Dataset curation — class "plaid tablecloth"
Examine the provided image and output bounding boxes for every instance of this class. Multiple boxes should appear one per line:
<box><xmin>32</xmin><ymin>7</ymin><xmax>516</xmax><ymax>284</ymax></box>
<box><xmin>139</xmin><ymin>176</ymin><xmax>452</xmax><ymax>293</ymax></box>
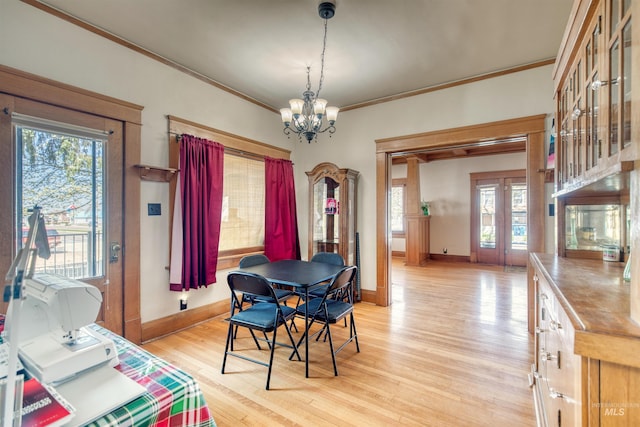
<box><xmin>88</xmin><ymin>324</ymin><xmax>216</xmax><ymax>427</ymax></box>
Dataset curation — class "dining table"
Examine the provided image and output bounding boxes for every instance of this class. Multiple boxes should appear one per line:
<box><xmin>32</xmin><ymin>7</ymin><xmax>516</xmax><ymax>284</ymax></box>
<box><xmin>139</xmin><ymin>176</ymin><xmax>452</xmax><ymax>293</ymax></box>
<box><xmin>237</xmin><ymin>259</ymin><xmax>344</xmax><ymax>377</ymax></box>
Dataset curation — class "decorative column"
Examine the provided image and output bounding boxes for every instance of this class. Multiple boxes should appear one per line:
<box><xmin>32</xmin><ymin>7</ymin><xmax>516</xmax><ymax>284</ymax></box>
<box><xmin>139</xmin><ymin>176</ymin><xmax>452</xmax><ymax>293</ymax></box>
<box><xmin>405</xmin><ymin>156</ymin><xmax>430</xmax><ymax>266</ymax></box>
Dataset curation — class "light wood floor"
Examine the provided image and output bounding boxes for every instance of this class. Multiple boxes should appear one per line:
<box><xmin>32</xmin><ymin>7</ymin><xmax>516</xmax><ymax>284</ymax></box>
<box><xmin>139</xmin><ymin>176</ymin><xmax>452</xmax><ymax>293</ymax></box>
<box><xmin>142</xmin><ymin>259</ymin><xmax>535</xmax><ymax>426</ymax></box>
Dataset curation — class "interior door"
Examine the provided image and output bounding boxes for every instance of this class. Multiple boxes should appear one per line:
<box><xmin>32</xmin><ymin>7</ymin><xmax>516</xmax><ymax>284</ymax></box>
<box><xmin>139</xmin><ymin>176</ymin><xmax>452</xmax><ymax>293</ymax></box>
<box><xmin>0</xmin><ymin>96</ymin><xmax>124</xmax><ymax>334</ymax></box>
<box><xmin>471</xmin><ymin>171</ymin><xmax>527</xmax><ymax>267</ymax></box>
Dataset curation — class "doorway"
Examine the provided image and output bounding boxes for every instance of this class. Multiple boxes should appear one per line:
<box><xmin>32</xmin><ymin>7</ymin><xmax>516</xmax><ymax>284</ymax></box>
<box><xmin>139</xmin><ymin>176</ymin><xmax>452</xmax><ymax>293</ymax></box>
<box><xmin>470</xmin><ymin>170</ymin><xmax>527</xmax><ymax>267</ymax></box>
<box><xmin>375</xmin><ymin>114</ymin><xmax>547</xmax><ymax>307</ymax></box>
<box><xmin>0</xmin><ymin>66</ymin><xmax>143</xmax><ymax>341</ymax></box>
<box><xmin>4</xmin><ymin>100</ymin><xmax>124</xmax><ymax>332</ymax></box>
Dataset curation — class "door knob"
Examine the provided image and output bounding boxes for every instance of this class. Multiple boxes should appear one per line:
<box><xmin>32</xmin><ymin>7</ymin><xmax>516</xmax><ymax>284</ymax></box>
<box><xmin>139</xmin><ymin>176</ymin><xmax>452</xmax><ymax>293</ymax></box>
<box><xmin>110</xmin><ymin>242</ymin><xmax>121</xmax><ymax>263</ymax></box>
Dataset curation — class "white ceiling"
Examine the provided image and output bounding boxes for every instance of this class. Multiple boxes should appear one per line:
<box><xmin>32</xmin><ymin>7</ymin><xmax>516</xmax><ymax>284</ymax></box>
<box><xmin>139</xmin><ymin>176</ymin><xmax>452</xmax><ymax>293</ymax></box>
<box><xmin>37</xmin><ymin>0</ymin><xmax>574</xmax><ymax>111</ymax></box>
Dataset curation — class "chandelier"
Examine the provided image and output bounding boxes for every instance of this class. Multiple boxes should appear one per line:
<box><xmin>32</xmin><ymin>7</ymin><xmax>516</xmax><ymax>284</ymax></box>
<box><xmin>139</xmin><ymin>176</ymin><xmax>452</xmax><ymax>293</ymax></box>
<box><xmin>280</xmin><ymin>1</ymin><xmax>339</xmax><ymax>143</ymax></box>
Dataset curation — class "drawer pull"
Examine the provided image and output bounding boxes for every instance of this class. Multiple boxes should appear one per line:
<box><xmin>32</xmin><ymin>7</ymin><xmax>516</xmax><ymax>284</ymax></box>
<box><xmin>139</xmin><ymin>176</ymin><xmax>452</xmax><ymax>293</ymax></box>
<box><xmin>549</xmin><ymin>388</ymin><xmax>564</xmax><ymax>399</ymax></box>
<box><xmin>549</xmin><ymin>320</ymin><xmax>562</xmax><ymax>331</ymax></box>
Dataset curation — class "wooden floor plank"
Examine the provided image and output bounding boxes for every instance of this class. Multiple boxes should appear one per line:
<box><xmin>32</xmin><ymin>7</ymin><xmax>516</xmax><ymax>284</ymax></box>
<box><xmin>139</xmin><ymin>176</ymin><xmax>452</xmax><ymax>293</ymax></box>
<box><xmin>142</xmin><ymin>259</ymin><xmax>535</xmax><ymax>426</ymax></box>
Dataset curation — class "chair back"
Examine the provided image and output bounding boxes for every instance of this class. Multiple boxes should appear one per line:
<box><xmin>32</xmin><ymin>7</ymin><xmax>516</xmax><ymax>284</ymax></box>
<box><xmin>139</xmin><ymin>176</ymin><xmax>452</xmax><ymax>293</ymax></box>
<box><xmin>239</xmin><ymin>254</ymin><xmax>270</xmax><ymax>268</ymax></box>
<box><xmin>227</xmin><ymin>272</ymin><xmax>277</xmax><ymax>302</ymax></box>
<box><xmin>311</xmin><ymin>252</ymin><xmax>345</xmax><ymax>267</ymax></box>
<box><xmin>326</xmin><ymin>266</ymin><xmax>357</xmax><ymax>300</ymax></box>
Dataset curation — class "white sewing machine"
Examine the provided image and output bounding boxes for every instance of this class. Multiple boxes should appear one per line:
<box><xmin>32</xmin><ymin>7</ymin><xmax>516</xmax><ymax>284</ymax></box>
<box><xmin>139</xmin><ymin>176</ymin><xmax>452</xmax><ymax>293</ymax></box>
<box><xmin>4</xmin><ymin>273</ymin><xmax>118</xmax><ymax>385</ymax></box>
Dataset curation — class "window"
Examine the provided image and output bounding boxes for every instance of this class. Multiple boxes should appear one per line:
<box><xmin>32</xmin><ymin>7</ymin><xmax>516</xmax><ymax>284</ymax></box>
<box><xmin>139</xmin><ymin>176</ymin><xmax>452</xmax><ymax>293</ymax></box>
<box><xmin>391</xmin><ymin>179</ymin><xmax>406</xmax><ymax>236</ymax></box>
<box><xmin>219</xmin><ymin>153</ymin><xmax>265</xmax><ymax>251</ymax></box>
<box><xmin>13</xmin><ymin>115</ymin><xmax>106</xmax><ymax>279</ymax></box>
<box><xmin>167</xmin><ymin>116</ymin><xmax>291</xmax><ymax>270</ymax></box>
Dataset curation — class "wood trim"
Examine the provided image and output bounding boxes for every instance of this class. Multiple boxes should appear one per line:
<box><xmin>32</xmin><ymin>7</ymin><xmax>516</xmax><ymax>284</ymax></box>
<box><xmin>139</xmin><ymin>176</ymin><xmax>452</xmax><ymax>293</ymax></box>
<box><xmin>376</xmin><ymin>152</ymin><xmax>391</xmax><ymax>306</ymax></box>
<box><xmin>141</xmin><ymin>299</ymin><xmax>229</xmax><ymax>343</ymax></box>
<box><xmin>376</xmin><ymin>114</ymin><xmax>547</xmax><ymax>153</ymax></box>
<box><xmin>0</xmin><ymin>65</ymin><xmax>143</xmax><ymax>124</ymax></box>
<box><xmin>527</xmin><ymin>131</ymin><xmax>546</xmax><ymax>255</ymax></box>
<box><xmin>123</xmin><ymin>121</ymin><xmax>142</xmax><ymax>344</ymax></box>
<box><xmin>342</xmin><ymin>59</ymin><xmax>556</xmax><ymax>112</ymax></box>
<box><xmin>428</xmin><ymin>254</ymin><xmax>471</xmax><ymax>263</ymax></box>
<box><xmin>19</xmin><ymin>0</ymin><xmax>277</xmax><ymax>114</ymax></box>
<box><xmin>376</xmin><ymin>115</ymin><xmax>547</xmax><ymax>308</ymax></box>
<box><xmin>168</xmin><ymin>115</ymin><xmax>290</xmax><ymax>160</ymax></box>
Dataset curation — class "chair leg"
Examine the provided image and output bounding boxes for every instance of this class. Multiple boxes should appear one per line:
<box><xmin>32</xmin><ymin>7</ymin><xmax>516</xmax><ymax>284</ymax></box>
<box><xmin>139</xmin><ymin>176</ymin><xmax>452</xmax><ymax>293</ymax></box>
<box><xmin>265</xmin><ymin>328</ymin><xmax>277</xmax><ymax>390</ymax></box>
<box><xmin>350</xmin><ymin>313</ymin><xmax>360</xmax><ymax>352</ymax></box>
<box><xmin>325</xmin><ymin>324</ymin><xmax>339</xmax><ymax>376</ymax></box>
<box><xmin>284</xmin><ymin>318</ymin><xmax>302</xmax><ymax>362</ymax></box>
<box><xmin>221</xmin><ymin>322</ymin><xmax>234</xmax><ymax>374</ymax></box>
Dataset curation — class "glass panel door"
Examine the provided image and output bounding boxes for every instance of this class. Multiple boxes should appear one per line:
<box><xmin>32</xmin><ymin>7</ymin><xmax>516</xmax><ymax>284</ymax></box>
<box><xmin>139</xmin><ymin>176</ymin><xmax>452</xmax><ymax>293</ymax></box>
<box><xmin>506</xmin><ymin>181</ymin><xmax>528</xmax><ymax>266</ymax></box>
<box><xmin>479</xmin><ymin>185</ymin><xmax>497</xmax><ymax>249</ymax></box>
<box><xmin>312</xmin><ymin>177</ymin><xmax>340</xmax><ymax>255</ymax></box>
<box><xmin>15</xmin><ymin>123</ymin><xmax>105</xmax><ymax>279</ymax></box>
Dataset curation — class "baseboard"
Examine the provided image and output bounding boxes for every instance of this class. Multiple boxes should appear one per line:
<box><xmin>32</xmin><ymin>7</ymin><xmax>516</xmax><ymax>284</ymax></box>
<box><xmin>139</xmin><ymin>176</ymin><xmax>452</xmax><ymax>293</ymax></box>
<box><xmin>391</xmin><ymin>250</ymin><xmax>405</xmax><ymax>257</ymax></box>
<box><xmin>428</xmin><ymin>253</ymin><xmax>470</xmax><ymax>263</ymax></box>
<box><xmin>141</xmin><ymin>299</ymin><xmax>229</xmax><ymax>343</ymax></box>
<box><xmin>360</xmin><ymin>289</ymin><xmax>376</xmax><ymax>304</ymax></box>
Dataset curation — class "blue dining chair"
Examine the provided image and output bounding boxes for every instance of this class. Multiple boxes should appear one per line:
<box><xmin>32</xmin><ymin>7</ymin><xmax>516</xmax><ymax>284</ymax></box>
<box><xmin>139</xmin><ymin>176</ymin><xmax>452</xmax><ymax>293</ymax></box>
<box><xmin>308</xmin><ymin>252</ymin><xmax>345</xmax><ymax>299</ymax></box>
<box><xmin>222</xmin><ymin>271</ymin><xmax>301</xmax><ymax>390</ymax></box>
<box><xmin>239</xmin><ymin>254</ymin><xmax>294</xmax><ymax>304</ymax></box>
<box><xmin>293</xmin><ymin>265</ymin><xmax>360</xmax><ymax>376</ymax></box>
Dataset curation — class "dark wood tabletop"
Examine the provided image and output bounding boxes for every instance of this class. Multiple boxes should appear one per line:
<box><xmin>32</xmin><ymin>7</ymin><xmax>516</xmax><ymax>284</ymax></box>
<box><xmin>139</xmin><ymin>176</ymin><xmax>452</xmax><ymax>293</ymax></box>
<box><xmin>237</xmin><ymin>259</ymin><xmax>342</xmax><ymax>289</ymax></box>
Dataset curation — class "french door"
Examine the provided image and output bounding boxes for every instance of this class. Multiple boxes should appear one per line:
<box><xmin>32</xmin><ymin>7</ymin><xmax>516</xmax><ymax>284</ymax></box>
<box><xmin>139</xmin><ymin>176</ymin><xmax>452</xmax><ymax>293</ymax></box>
<box><xmin>0</xmin><ymin>95</ymin><xmax>125</xmax><ymax>334</ymax></box>
<box><xmin>471</xmin><ymin>170</ymin><xmax>527</xmax><ymax>267</ymax></box>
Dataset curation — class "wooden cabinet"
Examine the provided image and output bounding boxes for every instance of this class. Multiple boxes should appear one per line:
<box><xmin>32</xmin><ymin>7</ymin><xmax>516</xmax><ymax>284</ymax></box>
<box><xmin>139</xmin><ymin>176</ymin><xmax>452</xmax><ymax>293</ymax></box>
<box><xmin>306</xmin><ymin>162</ymin><xmax>359</xmax><ymax>267</ymax></box>
<box><xmin>530</xmin><ymin>253</ymin><xmax>640</xmax><ymax>426</ymax></box>
<box><xmin>553</xmin><ymin>0</ymin><xmax>640</xmax><ymax>322</ymax></box>
<box><xmin>554</xmin><ymin>0</ymin><xmax>636</xmax><ymax>197</ymax></box>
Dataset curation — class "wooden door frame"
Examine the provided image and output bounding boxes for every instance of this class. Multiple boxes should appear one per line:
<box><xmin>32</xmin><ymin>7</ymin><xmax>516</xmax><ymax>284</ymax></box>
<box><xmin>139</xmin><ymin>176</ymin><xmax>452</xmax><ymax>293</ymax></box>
<box><xmin>469</xmin><ymin>170</ymin><xmax>527</xmax><ymax>266</ymax></box>
<box><xmin>375</xmin><ymin>114</ymin><xmax>547</xmax><ymax>306</ymax></box>
<box><xmin>0</xmin><ymin>65</ymin><xmax>144</xmax><ymax>343</ymax></box>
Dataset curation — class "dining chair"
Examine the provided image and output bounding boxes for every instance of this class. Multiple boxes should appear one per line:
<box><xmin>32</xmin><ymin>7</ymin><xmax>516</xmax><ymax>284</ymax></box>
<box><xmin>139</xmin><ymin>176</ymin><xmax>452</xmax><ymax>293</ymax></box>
<box><xmin>222</xmin><ymin>271</ymin><xmax>301</xmax><ymax>390</ymax></box>
<box><xmin>293</xmin><ymin>265</ymin><xmax>360</xmax><ymax>376</ymax></box>
<box><xmin>239</xmin><ymin>254</ymin><xmax>294</xmax><ymax>304</ymax></box>
<box><xmin>308</xmin><ymin>252</ymin><xmax>345</xmax><ymax>299</ymax></box>
<box><xmin>236</xmin><ymin>254</ymin><xmax>296</xmax><ymax>337</ymax></box>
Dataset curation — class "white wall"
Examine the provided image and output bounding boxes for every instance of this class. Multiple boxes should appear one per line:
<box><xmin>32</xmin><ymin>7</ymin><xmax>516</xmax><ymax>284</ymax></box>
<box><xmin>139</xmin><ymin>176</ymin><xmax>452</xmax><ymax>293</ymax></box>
<box><xmin>1</xmin><ymin>0</ymin><xmax>557</xmax><ymax>323</ymax></box>
<box><xmin>422</xmin><ymin>153</ymin><xmax>526</xmax><ymax>256</ymax></box>
<box><xmin>1</xmin><ymin>0</ymin><xmax>291</xmax><ymax>322</ymax></box>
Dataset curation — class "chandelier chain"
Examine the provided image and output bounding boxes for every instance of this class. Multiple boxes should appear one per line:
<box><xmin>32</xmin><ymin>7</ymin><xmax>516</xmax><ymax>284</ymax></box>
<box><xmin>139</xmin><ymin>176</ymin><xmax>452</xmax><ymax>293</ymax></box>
<box><xmin>316</xmin><ymin>18</ymin><xmax>328</xmax><ymax>99</ymax></box>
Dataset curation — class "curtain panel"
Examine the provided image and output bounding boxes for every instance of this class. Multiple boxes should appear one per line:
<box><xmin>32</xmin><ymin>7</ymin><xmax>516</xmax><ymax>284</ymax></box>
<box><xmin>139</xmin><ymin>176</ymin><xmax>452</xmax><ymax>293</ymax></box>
<box><xmin>264</xmin><ymin>157</ymin><xmax>301</xmax><ymax>261</ymax></box>
<box><xmin>169</xmin><ymin>134</ymin><xmax>224</xmax><ymax>291</ymax></box>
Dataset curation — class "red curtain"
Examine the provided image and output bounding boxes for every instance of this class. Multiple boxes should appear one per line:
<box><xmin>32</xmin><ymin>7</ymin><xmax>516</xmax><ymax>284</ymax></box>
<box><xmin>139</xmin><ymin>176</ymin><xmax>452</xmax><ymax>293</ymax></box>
<box><xmin>170</xmin><ymin>134</ymin><xmax>224</xmax><ymax>291</ymax></box>
<box><xmin>264</xmin><ymin>157</ymin><xmax>301</xmax><ymax>261</ymax></box>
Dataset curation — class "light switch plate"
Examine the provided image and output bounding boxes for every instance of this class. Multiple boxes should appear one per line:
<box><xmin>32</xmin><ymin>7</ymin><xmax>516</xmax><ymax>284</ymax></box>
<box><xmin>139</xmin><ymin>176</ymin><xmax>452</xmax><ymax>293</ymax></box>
<box><xmin>148</xmin><ymin>203</ymin><xmax>161</xmax><ymax>216</ymax></box>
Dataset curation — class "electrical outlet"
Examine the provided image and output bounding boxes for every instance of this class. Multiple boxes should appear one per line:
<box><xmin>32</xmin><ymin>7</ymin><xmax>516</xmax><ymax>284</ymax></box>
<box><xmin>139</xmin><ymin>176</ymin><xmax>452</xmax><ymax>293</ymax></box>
<box><xmin>180</xmin><ymin>299</ymin><xmax>187</xmax><ymax>310</ymax></box>
<box><xmin>443</xmin><ymin>248</ymin><xmax>448</xmax><ymax>254</ymax></box>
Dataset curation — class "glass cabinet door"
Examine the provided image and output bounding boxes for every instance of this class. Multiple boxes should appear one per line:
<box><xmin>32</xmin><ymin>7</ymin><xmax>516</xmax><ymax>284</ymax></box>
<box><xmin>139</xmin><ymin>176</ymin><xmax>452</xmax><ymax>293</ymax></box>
<box><xmin>312</xmin><ymin>177</ymin><xmax>341</xmax><ymax>255</ymax></box>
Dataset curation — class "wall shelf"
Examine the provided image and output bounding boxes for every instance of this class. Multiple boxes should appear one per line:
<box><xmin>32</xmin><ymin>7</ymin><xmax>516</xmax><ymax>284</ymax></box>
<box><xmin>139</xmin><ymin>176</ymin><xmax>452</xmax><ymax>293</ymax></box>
<box><xmin>133</xmin><ymin>164</ymin><xmax>178</xmax><ymax>182</ymax></box>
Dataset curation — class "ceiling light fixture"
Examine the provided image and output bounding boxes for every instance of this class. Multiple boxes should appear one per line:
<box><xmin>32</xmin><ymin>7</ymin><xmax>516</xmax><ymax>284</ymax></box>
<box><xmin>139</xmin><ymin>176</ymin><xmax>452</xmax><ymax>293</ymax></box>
<box><xmin>280</xmin><ymin>1</ymin><xmax>339</xmax><ymax>143</ymax></box>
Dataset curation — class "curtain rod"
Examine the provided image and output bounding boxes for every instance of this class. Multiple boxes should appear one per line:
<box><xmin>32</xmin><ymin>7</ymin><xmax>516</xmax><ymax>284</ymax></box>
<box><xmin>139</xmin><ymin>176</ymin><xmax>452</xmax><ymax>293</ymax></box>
<box><xmin>172</xmin><ymin>132</ymin><xmax>268</xmax><ymax>162</ymax></box>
